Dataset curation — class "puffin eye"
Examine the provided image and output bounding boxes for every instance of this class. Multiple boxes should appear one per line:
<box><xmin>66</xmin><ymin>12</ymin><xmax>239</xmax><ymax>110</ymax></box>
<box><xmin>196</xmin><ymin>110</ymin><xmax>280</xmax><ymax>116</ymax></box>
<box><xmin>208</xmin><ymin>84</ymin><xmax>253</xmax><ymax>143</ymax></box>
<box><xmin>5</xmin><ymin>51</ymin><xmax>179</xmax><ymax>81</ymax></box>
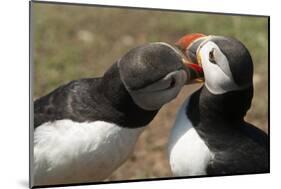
<box><xmin>209</xmin><ymin>48</ymin><xmax>216</xmax><ymax>64</ymax></box>
<box><xmin>169</xmin><ymin>77</ymin><xmax>176</xmax><ymax>88</ymax></box>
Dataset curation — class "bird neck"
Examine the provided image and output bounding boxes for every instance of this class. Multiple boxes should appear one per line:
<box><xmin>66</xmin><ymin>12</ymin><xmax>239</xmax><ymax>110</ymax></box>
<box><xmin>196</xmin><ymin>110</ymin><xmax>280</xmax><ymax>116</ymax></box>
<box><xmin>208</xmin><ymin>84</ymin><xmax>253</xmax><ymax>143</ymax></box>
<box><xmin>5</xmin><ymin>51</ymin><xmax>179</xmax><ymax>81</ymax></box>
<box><xmin>96</xmin><ymin>63</ymin><xmax>158</xmax><ymax>128</ymax></box>
<box><xmin>188</xmin><ymin>85</ymin><xmax>253</xmax><ymax>124</ymax></box>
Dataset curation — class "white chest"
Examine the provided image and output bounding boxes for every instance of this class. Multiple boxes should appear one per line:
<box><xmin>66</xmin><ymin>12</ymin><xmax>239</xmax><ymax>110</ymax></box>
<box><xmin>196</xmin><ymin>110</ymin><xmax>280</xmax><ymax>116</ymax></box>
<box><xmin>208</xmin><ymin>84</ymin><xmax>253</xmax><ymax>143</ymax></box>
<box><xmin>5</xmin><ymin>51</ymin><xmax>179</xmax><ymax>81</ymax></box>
<box><xmin>168</xmin><ymin>97</ymin><xmax>213</xmax><ymax>176</ymax></box>
<box><xmin>33</xmin><ymin>120</ymin><xmax>144</xmax><ymax>185</ymax></box>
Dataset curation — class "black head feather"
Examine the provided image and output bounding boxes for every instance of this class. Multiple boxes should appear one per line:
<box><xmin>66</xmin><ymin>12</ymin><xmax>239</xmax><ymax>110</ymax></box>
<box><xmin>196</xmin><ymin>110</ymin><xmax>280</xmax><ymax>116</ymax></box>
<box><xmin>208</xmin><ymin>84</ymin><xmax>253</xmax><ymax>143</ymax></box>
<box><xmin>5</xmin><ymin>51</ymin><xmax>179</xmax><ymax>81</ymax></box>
<box><xmin>118</xmin><ymin>43</ymin><xmax>183</xmax><ymax>90</ymax></box>
<box><xmin>212</xmin><ymin>37</ymin><xmax>253</xmax><ymax>87</ymax></box>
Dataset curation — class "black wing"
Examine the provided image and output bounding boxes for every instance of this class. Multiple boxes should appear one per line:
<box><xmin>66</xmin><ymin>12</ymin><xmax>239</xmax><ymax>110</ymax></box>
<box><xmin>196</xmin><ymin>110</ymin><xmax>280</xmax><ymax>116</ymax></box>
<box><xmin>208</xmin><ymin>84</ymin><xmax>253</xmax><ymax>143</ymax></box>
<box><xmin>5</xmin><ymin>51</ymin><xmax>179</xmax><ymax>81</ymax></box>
<box><xmin>206</xmin><ymin>122</ymin><xmax>269</xmax><ymax>175</ymax></box>
<box><xmin>34</xmin><ymin>78</ymin><xmax>101</xmax><ymax>128</ymax></box>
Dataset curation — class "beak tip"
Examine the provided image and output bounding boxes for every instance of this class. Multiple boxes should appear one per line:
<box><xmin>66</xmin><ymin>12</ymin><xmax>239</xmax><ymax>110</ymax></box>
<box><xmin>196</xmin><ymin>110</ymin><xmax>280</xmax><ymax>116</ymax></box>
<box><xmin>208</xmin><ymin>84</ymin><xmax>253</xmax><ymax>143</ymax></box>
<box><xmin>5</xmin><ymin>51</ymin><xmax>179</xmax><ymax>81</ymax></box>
<box><xmin>182</xmin><ymin>61</ymin><xmax>204</xmax><ymax>84</ymax></box>
<box><xmin>177</xmin><ymin>33</ymin><xmax>206</xmax><ymax>84</ymax></box>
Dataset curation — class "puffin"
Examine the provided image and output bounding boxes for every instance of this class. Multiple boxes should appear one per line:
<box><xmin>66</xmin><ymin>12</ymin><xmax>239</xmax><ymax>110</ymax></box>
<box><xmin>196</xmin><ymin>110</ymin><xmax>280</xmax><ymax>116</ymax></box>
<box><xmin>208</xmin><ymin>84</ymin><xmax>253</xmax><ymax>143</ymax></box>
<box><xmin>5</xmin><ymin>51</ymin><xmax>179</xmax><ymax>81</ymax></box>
<box><xmin>168</xmin><ymin>34</ymin><xmax>269</xmax><ymax>177</ymax></box>
<box><xmin>32</xmin><ymin>42</ymin><xmax>203</xmax><ymax>186</ymax></box>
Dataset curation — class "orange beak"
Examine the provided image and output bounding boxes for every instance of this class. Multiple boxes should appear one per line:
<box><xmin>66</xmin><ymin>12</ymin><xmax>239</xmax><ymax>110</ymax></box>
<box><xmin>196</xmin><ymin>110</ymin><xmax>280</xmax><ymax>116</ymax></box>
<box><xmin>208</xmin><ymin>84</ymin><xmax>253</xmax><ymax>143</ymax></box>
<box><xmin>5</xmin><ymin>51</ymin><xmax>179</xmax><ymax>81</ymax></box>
<box><xmin>176</xmin><ymin>33</ymin><xmax>206</xmax><ymax>51</ymax></box>
<box><xmin>176</xmin><ymin>33</ymin><xmax>207</xmax><ymax>83</ymax></box>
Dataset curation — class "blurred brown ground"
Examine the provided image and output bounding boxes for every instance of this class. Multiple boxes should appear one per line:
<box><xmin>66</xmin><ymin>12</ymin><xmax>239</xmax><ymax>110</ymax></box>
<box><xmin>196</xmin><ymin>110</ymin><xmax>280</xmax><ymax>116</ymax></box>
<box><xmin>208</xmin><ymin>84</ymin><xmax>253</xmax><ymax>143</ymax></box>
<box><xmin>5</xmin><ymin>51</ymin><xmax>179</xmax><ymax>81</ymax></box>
<box><xmin>33</xmin><ymin>2</ymin><xmax>268</xmax><ymax>181</ymax></box>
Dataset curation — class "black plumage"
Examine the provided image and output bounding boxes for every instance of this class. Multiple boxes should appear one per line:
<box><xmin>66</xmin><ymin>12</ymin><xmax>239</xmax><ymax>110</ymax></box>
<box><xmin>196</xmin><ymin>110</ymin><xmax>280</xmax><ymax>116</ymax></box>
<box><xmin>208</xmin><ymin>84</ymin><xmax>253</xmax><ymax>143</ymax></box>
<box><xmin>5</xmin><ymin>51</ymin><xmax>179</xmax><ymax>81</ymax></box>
<box><xmin>34</xmin><ymin>43</ymin><xmax>185</xmax><ymax>129</ymax></box>
<box><xmin>212</xmin><ymin>37</ymin><xmax>254</xmax><ymax>87</ymax></box>
<box><xmin>186</xmin><ymin>86</ymin><xmax>269</xmax><ymax>175</ymax></box>
<box><xmin>34</xmin><ymin>63</ymin><xmax>159</xmax><ymax>129</ymax></box>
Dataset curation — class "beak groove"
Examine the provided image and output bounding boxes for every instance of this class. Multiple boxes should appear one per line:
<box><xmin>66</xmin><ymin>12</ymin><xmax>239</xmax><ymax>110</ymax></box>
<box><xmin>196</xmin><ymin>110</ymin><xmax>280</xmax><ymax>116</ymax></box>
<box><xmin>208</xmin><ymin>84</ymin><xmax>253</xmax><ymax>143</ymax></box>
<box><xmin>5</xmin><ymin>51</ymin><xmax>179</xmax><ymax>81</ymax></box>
<box><xmin>177</xmin><ymin>33</ymin><xmax>207</xmax><ymax>84</ymax></box>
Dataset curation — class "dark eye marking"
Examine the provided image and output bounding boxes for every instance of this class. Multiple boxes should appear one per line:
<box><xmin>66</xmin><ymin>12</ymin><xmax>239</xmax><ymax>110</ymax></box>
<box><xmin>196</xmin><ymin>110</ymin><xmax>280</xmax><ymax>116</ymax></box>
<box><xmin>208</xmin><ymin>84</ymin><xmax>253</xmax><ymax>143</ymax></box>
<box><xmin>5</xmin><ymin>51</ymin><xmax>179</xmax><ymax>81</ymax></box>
<box><xmin>169</xmin><ymin>77</ymin><xmax>176</xmax><ymax>88</ymax></box>
<box><xmin>209</xmin><ymin>48</ymin><xmax>216</xmax><ymax>64</ymax></box>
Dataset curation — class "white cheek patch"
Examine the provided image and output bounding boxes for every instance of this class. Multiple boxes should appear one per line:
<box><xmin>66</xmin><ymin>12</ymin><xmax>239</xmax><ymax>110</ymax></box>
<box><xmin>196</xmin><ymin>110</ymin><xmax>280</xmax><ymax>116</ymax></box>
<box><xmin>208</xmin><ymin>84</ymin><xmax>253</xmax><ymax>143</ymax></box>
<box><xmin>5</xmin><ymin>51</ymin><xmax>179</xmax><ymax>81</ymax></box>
<box><xmin>128</xmin><ymin>70</ymin><xmax>187</xmax><ymax>110</ymax></box>
<box><xmin>135</xmin><ymin>70</ymin><xmax>187</xmax><ymax>93</ymax></box>
<box><xmin>199</xmin><ymin>42</ymin><xmax>241</xmax><ymax>95</ymax></box>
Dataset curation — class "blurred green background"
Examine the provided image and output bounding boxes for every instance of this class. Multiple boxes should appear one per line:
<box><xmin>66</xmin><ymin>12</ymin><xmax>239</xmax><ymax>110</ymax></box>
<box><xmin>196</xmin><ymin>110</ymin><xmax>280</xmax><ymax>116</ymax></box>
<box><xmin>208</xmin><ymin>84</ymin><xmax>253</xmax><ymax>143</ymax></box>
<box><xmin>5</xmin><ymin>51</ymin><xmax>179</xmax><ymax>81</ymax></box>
<box><xmin>32</xmin><ymin>2</ymin><xmax>268</xmax><ymax>181</ymax></box>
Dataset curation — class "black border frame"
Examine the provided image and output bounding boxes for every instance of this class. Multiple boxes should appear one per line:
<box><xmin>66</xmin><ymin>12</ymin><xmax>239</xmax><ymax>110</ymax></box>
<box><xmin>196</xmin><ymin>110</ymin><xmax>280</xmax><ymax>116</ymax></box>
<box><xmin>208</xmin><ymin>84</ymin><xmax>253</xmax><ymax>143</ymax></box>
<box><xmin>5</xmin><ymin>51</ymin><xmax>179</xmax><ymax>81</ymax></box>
<box><xmin>29</xmin><ymin>1</ymin><xmax>270</xmax><ymax>188</ymax></box>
